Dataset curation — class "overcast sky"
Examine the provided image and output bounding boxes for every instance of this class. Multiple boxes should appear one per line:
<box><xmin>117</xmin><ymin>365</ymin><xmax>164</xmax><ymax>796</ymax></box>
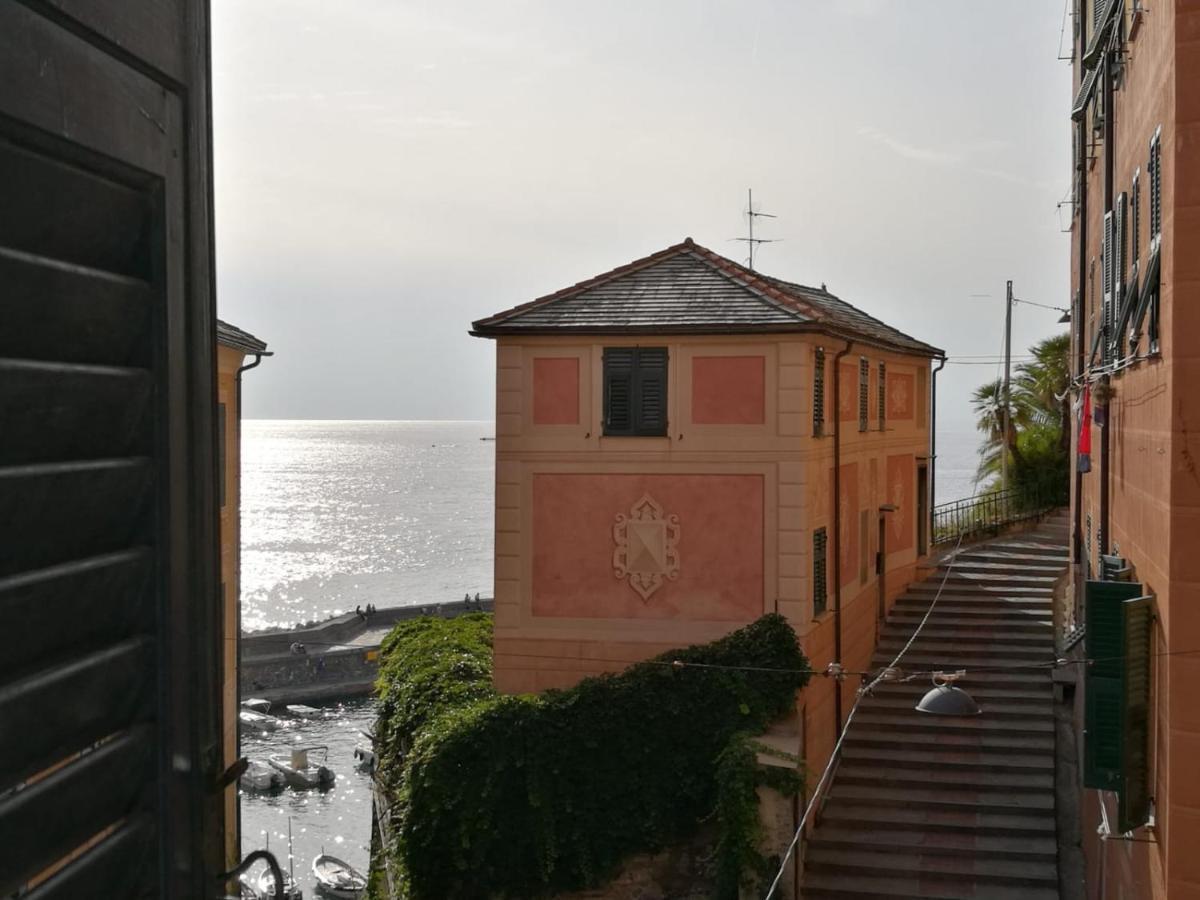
<box><xmin>212</xmin><ymin>0</ymin><xmax>1073</xmax><ymax>431</ymax></box>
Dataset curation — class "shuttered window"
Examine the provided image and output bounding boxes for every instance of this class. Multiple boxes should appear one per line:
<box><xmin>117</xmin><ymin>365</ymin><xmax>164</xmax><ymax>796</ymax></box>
<box><xmin>1083</xmin><ymin>581</ymin><xmax>1153</xmax><ymax>833</ymax></box>
<box><xmin>813</xmin><ymin>528</ymin><xmax>828</xmax><ymax>616</ymax></box>
<box><xmin>1131</xmin><ymin>169</ymin><xmax>1141</xmax><ymax>267</ymax></box>
<box><xmin>877</xmin><ymin>362</ymin><xmax>887</xmax><ymax>430</ymax></box>
<box><xmin>603</xmin><ymin>347</ymin><xmax>668</xmax><ymax>436</ymax></box>
<box><xmin>813</xmin><ymin>348</ymin><xmax>826</xmax><ymax>437</ymax></box>
<box><xmin>1149</xmin><ymin>128</ymin><xmax>1162</xmax><ymax>245</ymax></box>
<box><xmin>1113</xmin><ymin>193</ymin><xmax>1126</xmax><ymax>359</ymax></box>
<box><xmin>858</xmin><ymin>357</ymin><xmax>869</xmax><ymax>432</ymax></box>
<box><xmin>1102</xmin><ymin>211</ymin><xmax>1114</xmax><ymax>364</ymax></box>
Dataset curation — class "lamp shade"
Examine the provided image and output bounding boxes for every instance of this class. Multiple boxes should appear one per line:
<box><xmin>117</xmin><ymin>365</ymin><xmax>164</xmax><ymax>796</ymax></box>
<box><xmin>915</xmin><ymin>683</ymin><xmax>981</xmax><ymax>716</ymax></box>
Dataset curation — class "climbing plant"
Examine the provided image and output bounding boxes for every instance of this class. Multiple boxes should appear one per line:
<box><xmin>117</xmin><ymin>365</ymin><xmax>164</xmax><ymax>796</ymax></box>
<box><xmin>371</xmin><ymin>613</ymin><xmax>810</xmax><ymax>899</ymax></box>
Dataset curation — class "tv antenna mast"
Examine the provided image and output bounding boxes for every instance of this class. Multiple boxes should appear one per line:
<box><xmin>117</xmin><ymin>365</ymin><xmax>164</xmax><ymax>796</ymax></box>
<box><xmin>735</xmin><ymin>188</ymin><xmax>778</xmax><ymax>270</ymax></box>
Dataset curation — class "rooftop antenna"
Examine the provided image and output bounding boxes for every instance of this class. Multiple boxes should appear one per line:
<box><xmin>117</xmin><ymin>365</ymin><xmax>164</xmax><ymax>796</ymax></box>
<box><xmin>734</xmin><ymin>188</ymin><xmax>777</xmax><ymax>271</ymax></box>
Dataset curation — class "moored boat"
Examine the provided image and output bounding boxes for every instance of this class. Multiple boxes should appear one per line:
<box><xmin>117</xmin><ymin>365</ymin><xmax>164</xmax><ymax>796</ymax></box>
<box><xmin>257</xmin><ymin>867</ymin><xmax>303</xmax><ymax>900</ymax></box>
<box><xmin>239</xmin><ymin>709</ymin><xmax>282</xmax><ymax>733</ymax></box>
<box><xmin>241</xmin><ymin>697</ymin><xmax>272</xmax><ymax>714</ymax></box>
<box><xmin>285</xmin><ymin>703</ymin><xmax>321</xmax><ymax>718</ymax></box>
<box><xmin>266</xmin><ymin>745</ymin><xmax>334</xmax><ymax>790</ymax></box>
<box><xmin>239</xmin><ymin>759</ymin><xmax>284</xmax><ymax>792</ymax></box>
<box><xmin>312</xmin><ymin>853</ymin><xmax>367</xmax><ymax>898</ymax></box>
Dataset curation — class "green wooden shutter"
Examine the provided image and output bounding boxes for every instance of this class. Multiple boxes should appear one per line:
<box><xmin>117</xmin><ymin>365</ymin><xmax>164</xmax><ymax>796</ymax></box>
<box><xmin>813</xmin><ymin>349</ymin><xmax>826</xmax><ymax>436</ymax></box>
<box><xmin>603</xmin><ymin>348</ymin><xmax>635</xmax><ymax>435</ymax></box>
<box><xmin>1083</xmin><ymin>581</ymin><xmax>1154</xmax><ymax>832</ymax></box>
<box><xmin>1119</xmin><ymin>594</ymin><xmax>1153</xmax><ymax>832</ymax></box>
<box><xmin>633</xmin><ymin>347</ymin><xmax>668</xmax><ymax>436</ymax></box>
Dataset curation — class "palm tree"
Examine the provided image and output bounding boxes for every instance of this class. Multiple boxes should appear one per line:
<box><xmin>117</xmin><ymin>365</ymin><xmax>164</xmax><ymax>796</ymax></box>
<box><xmin>972</xmin><ymin>333</ymin><xmax>1071</xmax><ymax>489</ymax></box>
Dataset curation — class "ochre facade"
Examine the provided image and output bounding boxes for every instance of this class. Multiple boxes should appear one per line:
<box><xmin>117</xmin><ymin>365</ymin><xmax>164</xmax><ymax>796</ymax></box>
<box><xmin>1070</xmin><ymin>2</ymin><xmax>1200</xmax><ymax>896</ymax></box>
<box><xmin>489</xmin><ymin>333</ymin><xmax>934</xmax><ymax>780</ymax></box>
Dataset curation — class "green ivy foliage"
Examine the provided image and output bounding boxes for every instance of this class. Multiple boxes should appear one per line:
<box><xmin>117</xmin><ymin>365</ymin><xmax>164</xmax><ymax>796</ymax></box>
<box><xmin>372</xmin><ymin>613</ymin><xmax>809</xmax><ymax>899</ymax></box>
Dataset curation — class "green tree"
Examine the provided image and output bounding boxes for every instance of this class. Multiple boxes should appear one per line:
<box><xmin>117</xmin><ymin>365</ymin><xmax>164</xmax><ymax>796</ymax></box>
<box><xmin>972</xmin><ymin>333</ymin><xmax>1070</xmax><ymax>501</ymax></box>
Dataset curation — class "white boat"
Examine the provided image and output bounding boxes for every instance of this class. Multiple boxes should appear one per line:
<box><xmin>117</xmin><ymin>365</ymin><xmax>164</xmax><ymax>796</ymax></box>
<box><xmin>237</xmin><ymin>873</ymin><xmax>261</xmax><ymax>899</ymax></box>
<box><xmin>239</xmin><ymin>759</ymin><xmax>284</xmax><ymax>792</ymax></box>
<box><xmin>257</xmin><ymin>867</ymin><xmax>303</xmax><ymax>899</ymax></box>
<box><xmin>267</xmin><ymin>746</ymin><xmax>334</xmax><ymax>790</ymax></box>
<box><xmin>239</xmin><ymin>709</ymin><xmax>282</xmax><ymax>733</ymax></box>
<box><xmin>242</xmin><ymin>697</ymin><xmax>272</xmax><ymax>714</ymax></box>
<box><xmin>285</xmin><ymin>704</ymin><xmax>321</xmax><ymax>718</ymax></box>
<box><xmin>312</xmin><ymin>853</ymin><xmax>367</xmax><ymax>898</ymax></box>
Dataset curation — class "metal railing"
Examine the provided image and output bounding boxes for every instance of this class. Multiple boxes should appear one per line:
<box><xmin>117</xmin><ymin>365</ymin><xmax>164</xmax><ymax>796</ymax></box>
<box><xmin>932</xmin><ymin>485</ymin><xmax>1061</xmax><ymax>546</ymax></box>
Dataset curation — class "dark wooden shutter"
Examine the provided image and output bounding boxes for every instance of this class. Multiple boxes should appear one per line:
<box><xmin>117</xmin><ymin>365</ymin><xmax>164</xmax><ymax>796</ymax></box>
<box><xmin>1113</xmin><ymin>194</ymin><xmax>1126</xmax><ymax>359</ymax></box>
<box><xmin>877</xmin><ymin>362</ymin><xmax>887</xmax><ymax>430</ymax></box>
<box><xmin>603</xmin><ymin>348</ymin><xmax>635</xmax><ymax>435</ymax></box>
<box><xmin>1119</xmin><ymin>594</ymin><xmax>1153</xmax><ymax>832</ymax></box>
<box><xmin>813</xmin><ymin>348</ymin><xmax>826</xmax><ymax>437</ymax></box>
<box><xmin>635</xmin><ymin>347</ymin><xmax>668</xmax><ymax>436</ymax></box>
<box><xmin>0</xmin><ymin>4</ymin><xmax>225</xmax><ymax>897</ymax></box>
<box><xmin>1102</xmin><ymin>211</ymin><xmax>1114</xmax><ymax>363</ymax></box>
<box><xmin>1149</xmin><ymin>130</ymin><xmax>1162</xmax><ymax>243</ymax></box>
<box><xmin>858</xmin><ymin>357</ymin><xmax>869</xmax><ymax>432</ymax></box>
<box><xmin>1084</xmin><ymin>580</ymin><xmax>1147</xmax><ymax>792</ymax></box>
<box><xmin>1132</xmin><ymin>170</ymin><xmax>1141</xmax><ymax>267</ymax></box>
<box><xmin>813</xmin><ymin>528</ymin><xmax>828</xmax><ymax>616</ymax></box>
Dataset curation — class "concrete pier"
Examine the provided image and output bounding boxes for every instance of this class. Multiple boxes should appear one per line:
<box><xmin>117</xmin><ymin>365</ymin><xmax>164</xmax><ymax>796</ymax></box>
<box><xmin>240</xmin><ymin>597</ymin><xmax>493</xmax><ymax>704</ymax></box>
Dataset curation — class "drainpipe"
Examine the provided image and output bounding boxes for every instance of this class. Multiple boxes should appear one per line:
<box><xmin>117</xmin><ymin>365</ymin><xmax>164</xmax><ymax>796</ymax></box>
<box><xmin>832</xmin><ymin>339</ymin><xmax>854</xmax><ymax>735</ymax></box>
<box><xmin>233</xmin><ymin>351</ymin><xmax>265</xmax><ymax>850</ymax></box>
<box><xmin>1074</xmin><ymin>112</ymin><xmax>1088</xmax><ymax>565</ymax></box>
<box><xmin>1099</xmin><ymin>50</ymin><xmax>1114</xmax><ymax>556</ymax></box>
<box><xmin>930</xmin><ymin>356</ymin><xmax>947</xmax><ymax>515</ymax></box>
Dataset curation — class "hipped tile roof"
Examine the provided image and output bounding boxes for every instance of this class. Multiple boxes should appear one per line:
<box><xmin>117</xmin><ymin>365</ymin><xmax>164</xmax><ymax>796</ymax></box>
<box><xmin>471</xmin><ymin>239</ymin><xmax>942</xmax><ymax>357</ymax></box>
<box><xmin>216</xmin><ymin>319</ymin><xmax>269</xmax><ymax>355</ymax></box>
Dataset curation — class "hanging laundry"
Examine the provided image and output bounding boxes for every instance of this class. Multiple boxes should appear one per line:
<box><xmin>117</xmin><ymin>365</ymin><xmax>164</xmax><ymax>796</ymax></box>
<box><xmin>1078</xmin><ymin>385</ymin><xmax>1092</xmax><ymax>474</ymax></box>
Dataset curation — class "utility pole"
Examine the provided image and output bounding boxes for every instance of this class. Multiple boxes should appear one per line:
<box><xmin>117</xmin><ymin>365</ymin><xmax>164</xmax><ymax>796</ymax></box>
<box><xmin>1001</xmin><ymin>280</ymin><xmax>1013</xmax><ymax>495</ymax></box>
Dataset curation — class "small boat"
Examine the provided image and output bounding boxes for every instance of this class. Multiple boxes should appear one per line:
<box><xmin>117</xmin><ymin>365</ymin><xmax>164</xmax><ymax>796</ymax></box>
<box><xmin>257</xmin><ymin>867</ymin><xmax>303</xmax><ymax>900</ymax></box>
<box><xmin>239</xmin><ymin>759</ymin><xmax>285</xmax><ymax>792</ymax></box>
<box><xmin>242</xmin><ymin>697</ymin><xmax>272</xmax><ymax>714</ymax></box>
<box><xmin>239</xmin><ymin>709</ymin><xmax>282</xmax><ymax>733</ymax></box>
<box><xmin>237</xmin><ymin>873</ymin><xmax>261</xmax><ymax>899</ymax></box>
<box><xmin>267</xmin><ymin>745</ymin><xmax>334</xmax><ymax>790</ymax></box>
<box><xmin>285</xmin><ymin>704</ymin><xmax>321</xmax><ymax>718</ymax></box>
<box><xmin>312</xmin><ymin>853</ymin><xmax>367</xmax><ymax>898</ymax></box>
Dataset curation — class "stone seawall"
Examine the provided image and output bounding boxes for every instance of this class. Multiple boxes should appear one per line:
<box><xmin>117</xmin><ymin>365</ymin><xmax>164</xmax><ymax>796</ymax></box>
<box><xmin>240</xmin><ymin>598</ymin><xmax>493</xmax><ymax>704</ymax></box>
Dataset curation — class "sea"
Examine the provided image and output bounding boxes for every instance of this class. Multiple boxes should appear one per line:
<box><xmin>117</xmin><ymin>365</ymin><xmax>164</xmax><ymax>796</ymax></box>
<box><xmin>237</xmin><ymin>419</ymin><xmax>981</xmax><ymax>889</ymax></box>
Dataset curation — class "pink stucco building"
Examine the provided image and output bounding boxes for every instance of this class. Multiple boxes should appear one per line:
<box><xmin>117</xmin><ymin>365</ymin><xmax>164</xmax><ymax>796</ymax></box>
<box><xmin>472</xmin><ymin>238</ymin><xmax>943</xmax><ymax>768</ymax></box>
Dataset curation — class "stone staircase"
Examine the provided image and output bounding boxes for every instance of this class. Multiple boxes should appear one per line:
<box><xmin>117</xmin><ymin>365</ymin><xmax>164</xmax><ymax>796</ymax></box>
<box><xmin>801</xmin><ymin>512</ymin><xmax>1069</xmax><ymax>900</ymax></box>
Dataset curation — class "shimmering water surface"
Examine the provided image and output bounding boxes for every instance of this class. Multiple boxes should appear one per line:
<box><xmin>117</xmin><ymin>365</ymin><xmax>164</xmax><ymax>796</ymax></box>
<box><xmin>238</xmin><ymin>699</ymin><xmax>377</xmax><ymax>892</ymax></box>
<box><xmin>241</xmin><ymin>420</ymin><xmax>495</xmax><ymax>632</ymax></box>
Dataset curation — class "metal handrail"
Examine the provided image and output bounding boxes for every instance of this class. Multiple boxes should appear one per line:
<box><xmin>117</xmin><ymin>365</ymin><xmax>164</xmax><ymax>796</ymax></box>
<box><xmin>932</xmin><ymin>485</ymin><xmax>1060</xmax><ymax>545</ymax></box>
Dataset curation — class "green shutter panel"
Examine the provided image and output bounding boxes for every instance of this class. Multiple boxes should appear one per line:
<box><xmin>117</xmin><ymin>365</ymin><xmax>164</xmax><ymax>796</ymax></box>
<box><xmin>603</xmin><ymin>348</ymin><xmax>635</xmax><ymax>435</ymax></box>
<box><xmin>634</xmin><ymin>347</ymin><xmax>668</xmax><ymax>435</ymax></box>
<box><xmin>1118</xmin><ymin>595</ymin><xmax>1153</xmax><ymax>833</ymax></box>
<box><xmin>1083</xmin><ymin>580</ymin><xmax>1142</xmax><ymax>788</ymax></box>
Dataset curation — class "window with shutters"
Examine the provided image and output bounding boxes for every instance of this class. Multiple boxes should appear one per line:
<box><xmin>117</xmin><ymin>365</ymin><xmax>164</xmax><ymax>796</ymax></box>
<box><xmin>1131</xmin><ymin>169</ymin><xmax>1141</xmax><ymax>268</ymax></box>
<box><xmin>858</xmin><ymin>357</ymin><xmax>869</xmax><ymax>432</ymax></box>
<box><xmin>813</xmin><ymin>527</ymin><xmax>828</xmax><ymax>616</ymax></box>
<box><xmin>1102</xmin><ymin>211</ymin><xmax>1114</xmax><ymax>364</ymax></box>
<box><xmin>1086</xmin><ymin>511</ymin><xmax>1093</xmax><ymax>579</ymax></box>
<box><xmin>1113</xmin><ymin>193</ymin><xmax>1126</xmax><ymax>360</ymax></box>
<box><xmin>603</xmin><ymin>347</ymin><xmax>668</xmax><ymax>436</ymax></box>
<box><xmin>1149</xmin><ymin>127</ymin><xmax>1162</xmax><ymax>247</ymax></box>
<box><xmin>813</xmin><ymin>348</ymin><xmax>826</xmax><ymax>437</ymax></box>
<box><xmin>877</xmin><ymin>362</ymin><xmax>887</xmax><ymax>430</ymax></box>
<box><xmin>1083</xmin><ymin>581</ymin><xmax>1153</xmax><ymax>833</ymax></box>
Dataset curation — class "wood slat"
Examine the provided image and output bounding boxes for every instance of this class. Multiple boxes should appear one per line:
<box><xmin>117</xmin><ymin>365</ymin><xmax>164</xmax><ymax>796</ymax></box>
<box><xmin>0</xmin><ymin>246</ymin><xmax>152</xmax><ymax>366</ymax></box>
<box><xmin>0</xmin><ymin>727</ymin><xmax>154</xmax><ymax>895</ymax></box>
<box><xmin>0</xmin><ymin>358</ymin><xmax>152</xmax><ymax>466</ymax></box>
<box><xmin>0</xmin><ymin>550</ymin><xmax>153</xmax><ymax>679</ymax></box>
<box><xmin>40</xmin><ymin>0</ymin><xmax>185</xmax><ymax>84</ymax></box>
<box><xmin>0</xmin><ymin>459</ymin><xmax>153</xmax><ymax>576</ymax></box>
<box><xmin>24</xmin><ymin>814</ymin><xmax>156</xmax><ymax>900</ymax></box>
<box><xmin>0</xmin><ymin>139</ymin><xmax>152</xmax><ymax>278</ymax></box>
<box><xmin>0</xmin><ymin>637</ymin><xmax>154</xmax><ymax>786</ymax></box>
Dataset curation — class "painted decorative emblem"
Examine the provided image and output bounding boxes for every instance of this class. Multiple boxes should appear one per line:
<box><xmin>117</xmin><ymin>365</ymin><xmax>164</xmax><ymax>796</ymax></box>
<box><xmin>613</xmin><ymin>493</ymin><xmax>681</xmax><ymax>601</ymax></box>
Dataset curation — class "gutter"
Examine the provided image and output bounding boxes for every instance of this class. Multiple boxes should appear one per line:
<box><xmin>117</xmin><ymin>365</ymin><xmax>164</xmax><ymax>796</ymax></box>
<box><xmin>832</xmin><ymin>339</ymin><xmax>854</xmax><ymax>735</ymax></box>
<box><xmin>930</xmin><ymin>356</ymin><xmax>947</xmax><ymax>522</ymax></box>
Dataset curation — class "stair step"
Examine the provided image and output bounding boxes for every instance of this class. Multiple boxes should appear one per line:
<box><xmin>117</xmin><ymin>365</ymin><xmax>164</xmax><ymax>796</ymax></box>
<box><xmin>817</xmin><ymin>801</ymin><xmax>1057</xmax><ymax>837</ymax></box>
<box><xmin>871</xmin><ymin>682</ymin><xmax>1053</xmax><ymax>702</ymax></box>
<box><xmin>853</xmin><ymin>712</ymin><xmax>1053</xmax><ymax>736</ymax></box>
<box><xmin>886</xmin><ymin>616</ymin><xmax>1052</xmax><ymax>632</ymax></box>
<box><xmin>835</xmin><ymin>764</ymin><xmax>1054</xmax><ymax>792</ymax></box>
<box><xmin>906</xmin><ymin>582</ymin><xmax>1054</xmax><ymax>595</ymax></box>
<box><xmin>977</xmin><ymin>542</ymin><xmax>1068</xmax><ymax>558</ymax></box>
<box><xmin>800</xmin><ymin>871</ymin><xmax>1058</xmax><ymax>900</ymax></box>
<box><xmin>951</xmin><ymin>554</ymin><xmax>1066</xmax><ymax>570</ymax></box>
<box><xmin>867</xmin><ymin>651</ymin><xmax>1056</xmax><ymax>673</ymax></box>
<box><xmin>861</xmin><ymin>695</ymin><xmax>1052</xmax><ymax>720</ymax></box>
<box><xmin>883</xmin><ymin>628</ymin><xmax>1053</xmax><ymax>646</ymax></box>
<box><xmin>877</xmin><ymin>638</ymin><xmax>1052</xmax><ymax>659</ymax></box>
<box><xmin>840</xmin><ymin>745</ymin><xmax>1054</xmax><ymax>774</ymax></box>
<box><xmin>844</xmin><ymin>729</ymin><xmax>1054</xmax><ymax>754</ymax></box>
<box><xmin>828</xmin><ymin>783</ymin><xmax>1055</xmax><ymax>815</ymax></box>
<box><xmin>934</xmin><ymin>568</ymin><xmax>1060</xmax><ymax>583</ymax></box>
<box><xmin>809</xmin><ymin>826</ymin><xmax>1057</xmax><ymax>862</ymax></box>
<box><xmin>805</xmin><ymin>846</ymin><xmax>1057</xmax><ymax>889</ymax></box>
